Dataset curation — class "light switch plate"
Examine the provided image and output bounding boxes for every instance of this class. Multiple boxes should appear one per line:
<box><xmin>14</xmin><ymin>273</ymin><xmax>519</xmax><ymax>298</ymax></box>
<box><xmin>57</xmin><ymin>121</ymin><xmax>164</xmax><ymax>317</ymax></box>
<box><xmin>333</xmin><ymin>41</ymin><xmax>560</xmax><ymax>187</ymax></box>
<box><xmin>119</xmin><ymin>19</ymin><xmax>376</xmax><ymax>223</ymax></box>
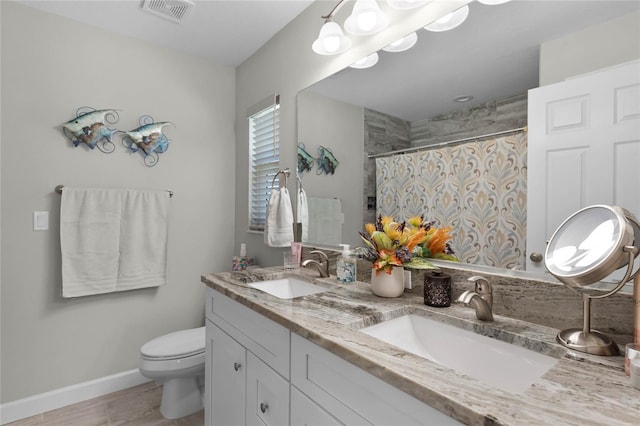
<box><xmin>33</xmin><ymin>211</ymin><xmax>49</xmax><ymax>231</ymax></box>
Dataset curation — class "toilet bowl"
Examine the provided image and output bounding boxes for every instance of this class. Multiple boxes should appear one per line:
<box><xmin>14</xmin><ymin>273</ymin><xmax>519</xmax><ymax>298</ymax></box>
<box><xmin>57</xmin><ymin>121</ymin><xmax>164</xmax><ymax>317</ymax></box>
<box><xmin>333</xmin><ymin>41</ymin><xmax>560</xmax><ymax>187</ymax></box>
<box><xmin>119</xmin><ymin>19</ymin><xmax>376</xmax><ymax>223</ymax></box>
<box><xmin>139</xmin><ymin>326</ymin><xmax>206</xmax><ymax>419</ymax></box>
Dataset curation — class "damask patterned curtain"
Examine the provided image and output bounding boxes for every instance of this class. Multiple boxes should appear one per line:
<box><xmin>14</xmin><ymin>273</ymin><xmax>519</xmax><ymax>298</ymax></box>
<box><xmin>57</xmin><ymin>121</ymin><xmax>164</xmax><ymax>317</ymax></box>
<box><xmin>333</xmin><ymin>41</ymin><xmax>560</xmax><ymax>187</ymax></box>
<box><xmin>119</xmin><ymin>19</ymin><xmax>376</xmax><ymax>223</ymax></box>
<box><xmin>375</xmin><ymin>132</ymin><xmax>527</xmax><ymax>269</ymax></box>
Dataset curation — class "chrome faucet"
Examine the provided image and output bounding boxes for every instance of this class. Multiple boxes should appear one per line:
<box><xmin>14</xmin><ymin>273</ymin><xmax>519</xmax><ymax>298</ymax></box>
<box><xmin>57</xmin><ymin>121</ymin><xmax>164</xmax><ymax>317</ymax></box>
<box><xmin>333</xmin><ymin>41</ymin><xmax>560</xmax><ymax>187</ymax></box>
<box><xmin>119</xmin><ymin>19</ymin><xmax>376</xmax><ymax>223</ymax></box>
<box><xmin>457</xmin><ymin>275</ymin><xmax>494</xmax><ymax>321</ymax></box>
<box><xmin>302</xmin><ymin>250</ymin><xmax>329</xmax><ymax>278</ymax></box>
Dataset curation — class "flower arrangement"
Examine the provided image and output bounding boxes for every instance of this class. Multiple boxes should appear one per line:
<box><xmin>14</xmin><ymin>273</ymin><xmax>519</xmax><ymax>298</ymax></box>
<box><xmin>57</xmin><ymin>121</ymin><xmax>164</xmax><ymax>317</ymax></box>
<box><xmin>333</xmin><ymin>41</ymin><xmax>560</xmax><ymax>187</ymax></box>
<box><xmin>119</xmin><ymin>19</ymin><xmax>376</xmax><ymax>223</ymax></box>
<box><xmin>354</xmin><ymin>214</ymin><xmax>457</xmax><ymax>275</ymax></box>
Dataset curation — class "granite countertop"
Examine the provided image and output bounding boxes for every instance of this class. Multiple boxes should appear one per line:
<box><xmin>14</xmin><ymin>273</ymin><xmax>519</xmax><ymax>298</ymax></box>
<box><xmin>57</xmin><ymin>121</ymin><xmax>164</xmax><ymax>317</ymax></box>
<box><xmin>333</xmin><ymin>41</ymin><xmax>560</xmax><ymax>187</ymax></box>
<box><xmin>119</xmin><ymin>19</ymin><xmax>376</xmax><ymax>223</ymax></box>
<box><xmin>201</xmin><ymin>267</ymin><xmax>639</xmax><ymax>426</ymax></box>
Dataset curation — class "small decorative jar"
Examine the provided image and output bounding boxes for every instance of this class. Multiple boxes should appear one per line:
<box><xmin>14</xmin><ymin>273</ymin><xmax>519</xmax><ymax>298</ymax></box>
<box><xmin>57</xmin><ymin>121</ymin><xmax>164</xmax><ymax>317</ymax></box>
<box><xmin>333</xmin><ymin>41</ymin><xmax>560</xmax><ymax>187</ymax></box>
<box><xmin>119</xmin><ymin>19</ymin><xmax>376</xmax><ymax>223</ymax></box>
<box><xmin>424</xmin><ymin>271</ymin><xmax>451</xmax><ymax>307</ymax></box>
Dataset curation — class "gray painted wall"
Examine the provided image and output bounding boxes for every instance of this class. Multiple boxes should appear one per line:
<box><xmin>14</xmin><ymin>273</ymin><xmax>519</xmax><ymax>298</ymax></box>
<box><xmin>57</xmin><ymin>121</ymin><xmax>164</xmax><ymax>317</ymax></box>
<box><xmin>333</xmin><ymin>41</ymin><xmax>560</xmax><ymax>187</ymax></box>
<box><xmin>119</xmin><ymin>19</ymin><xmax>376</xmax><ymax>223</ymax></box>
<box><xmin>0</xmin><ymin>2</ymin><xmax>235</xmax><ymax>402</ymax></box>
<box><xmin>297</xmin><ymin>91</ymin><xmax>364</xmax><ymax>248</ymax></box>
<box><xmin>540</xmin><ymin>10</ymin><xmax>640</xmax><ymax>85</ymax></box>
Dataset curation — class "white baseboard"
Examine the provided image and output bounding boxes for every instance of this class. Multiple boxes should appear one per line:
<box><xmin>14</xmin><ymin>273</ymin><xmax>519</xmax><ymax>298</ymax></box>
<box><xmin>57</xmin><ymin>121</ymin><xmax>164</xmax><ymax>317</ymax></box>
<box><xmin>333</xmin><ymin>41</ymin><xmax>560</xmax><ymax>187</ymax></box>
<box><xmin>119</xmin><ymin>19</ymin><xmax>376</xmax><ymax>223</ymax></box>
<box><xmin>0</xmin><ymin>369</ymin><xmax>151</xmax><ymax>425</ymax></box>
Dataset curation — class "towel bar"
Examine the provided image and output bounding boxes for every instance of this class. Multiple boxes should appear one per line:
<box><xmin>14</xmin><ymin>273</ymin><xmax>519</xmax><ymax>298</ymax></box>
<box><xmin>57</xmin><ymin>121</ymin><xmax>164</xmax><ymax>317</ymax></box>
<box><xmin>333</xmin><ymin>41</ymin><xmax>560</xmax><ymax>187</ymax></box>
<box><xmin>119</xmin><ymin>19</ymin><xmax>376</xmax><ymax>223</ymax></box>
<box><xmin>271</xmin><ymin>169</ymin><xmax>290</xmax><ymax>188</ymax></box>
<box><xmin>55</xmin><ymin>185</ymin><xmax>173</xmax><ymax>198</ymax></box>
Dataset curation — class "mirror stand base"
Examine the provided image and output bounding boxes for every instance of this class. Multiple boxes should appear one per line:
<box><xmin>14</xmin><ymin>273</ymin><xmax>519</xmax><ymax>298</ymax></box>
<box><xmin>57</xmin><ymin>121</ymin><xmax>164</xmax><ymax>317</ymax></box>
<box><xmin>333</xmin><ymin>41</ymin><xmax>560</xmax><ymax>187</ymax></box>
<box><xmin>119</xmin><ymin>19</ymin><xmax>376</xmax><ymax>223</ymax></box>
<box><xmin>556</xmin><ymin>328</ymin><xmax>620</xmax><ymax>356</ymax></box>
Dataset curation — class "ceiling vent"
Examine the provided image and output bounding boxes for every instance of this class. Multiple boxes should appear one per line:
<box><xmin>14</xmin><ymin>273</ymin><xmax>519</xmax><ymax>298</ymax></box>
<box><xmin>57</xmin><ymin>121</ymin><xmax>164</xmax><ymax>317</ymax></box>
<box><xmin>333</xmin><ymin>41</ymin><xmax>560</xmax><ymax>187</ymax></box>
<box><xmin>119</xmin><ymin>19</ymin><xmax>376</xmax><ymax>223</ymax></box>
<box><xmin>141</xmin><ymin>0</ymin><xmax>194</xmax><ymax>24</ymax></box>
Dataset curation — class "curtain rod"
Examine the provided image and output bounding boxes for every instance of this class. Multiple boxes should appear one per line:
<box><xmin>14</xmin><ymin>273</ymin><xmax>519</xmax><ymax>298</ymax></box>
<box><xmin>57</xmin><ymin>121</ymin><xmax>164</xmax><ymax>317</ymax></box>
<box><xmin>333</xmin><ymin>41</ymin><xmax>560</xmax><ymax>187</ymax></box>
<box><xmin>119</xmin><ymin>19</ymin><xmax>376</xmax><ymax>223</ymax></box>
<box><xmin>368</xmin><ymin>126</ymin><xmax>528</xmax><ymax>160</ymax></box>
<box><xmin>55</xmin><ymin>185</ymin><xmax>173</xmax><ymax>198</ymax></box>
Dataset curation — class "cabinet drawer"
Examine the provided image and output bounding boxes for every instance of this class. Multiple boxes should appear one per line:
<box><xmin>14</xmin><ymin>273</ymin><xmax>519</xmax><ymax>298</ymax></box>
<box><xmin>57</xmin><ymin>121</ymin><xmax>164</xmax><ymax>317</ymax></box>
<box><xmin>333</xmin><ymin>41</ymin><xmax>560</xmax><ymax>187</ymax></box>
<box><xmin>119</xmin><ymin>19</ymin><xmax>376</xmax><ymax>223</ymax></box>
<box><xmin>206</xmin><ymin>287</ymin><xmax>290</xmax><ymax>379</ymax></box>
<box><xmin>291</xmin><ymin>333</ymin><xmax>460</xmax><ymax>426</ymax></box>
<box><xmin>246</xmin><ymin>352</ymin><xmax>290</xmax><ymax>426</ymax></box>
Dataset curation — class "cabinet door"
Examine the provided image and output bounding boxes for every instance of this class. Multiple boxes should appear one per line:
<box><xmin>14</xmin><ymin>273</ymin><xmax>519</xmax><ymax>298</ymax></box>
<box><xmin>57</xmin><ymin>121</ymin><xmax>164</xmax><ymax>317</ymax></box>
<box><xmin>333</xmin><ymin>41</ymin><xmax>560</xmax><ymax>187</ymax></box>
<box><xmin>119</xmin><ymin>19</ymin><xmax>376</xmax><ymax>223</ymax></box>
<box><xmin>291</xmin><ymin>334</ymin><xmax>460</xmax><ymax>426</ymax></box>
<box><xmin>206</xmin><ymin>320</ymin><xmax>246</xmax><ymax>426</ymax></box>
<box><xmin>291</xmin><ymin>386</ymin><xmax>344</xmax><ymax>426</ymax></box>
<box><xmin>246</xmin><ymin>352</ymin><xmax>289</xmax><ymax>426</ymax></box>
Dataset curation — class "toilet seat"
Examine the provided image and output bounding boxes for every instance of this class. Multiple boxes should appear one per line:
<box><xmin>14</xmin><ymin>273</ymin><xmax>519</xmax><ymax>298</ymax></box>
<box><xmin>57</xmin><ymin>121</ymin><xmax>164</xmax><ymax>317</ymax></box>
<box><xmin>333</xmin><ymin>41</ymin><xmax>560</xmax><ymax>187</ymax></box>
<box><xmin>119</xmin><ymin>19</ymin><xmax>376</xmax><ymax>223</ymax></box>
<box><xmin>141</xmin><ymin>326</ymin><xmax>205</xmax><ymax>360</ymax></box>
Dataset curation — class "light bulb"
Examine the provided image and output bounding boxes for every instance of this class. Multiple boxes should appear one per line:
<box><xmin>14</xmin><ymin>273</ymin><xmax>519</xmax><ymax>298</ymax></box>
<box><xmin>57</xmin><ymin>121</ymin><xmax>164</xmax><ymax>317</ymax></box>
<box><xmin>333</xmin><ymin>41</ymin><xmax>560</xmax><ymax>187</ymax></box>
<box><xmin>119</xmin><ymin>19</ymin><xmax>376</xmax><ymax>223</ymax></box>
<box><xmin>424</xmin><ymin>5</ymin><xmax>469</xmax><ymax>32</ymax></box>
<box><xmin>312</xmin><ymin>21</ymin><xmax>351</xmax><ymax>55</ymax></box>
<box><xmin>435</xmin><ymin>13</ymin><xmax>453</xmax><ymax>25</ymax></box>
<box><xmin>357</xmin><ymin>10</ymin><xmax>377</xmax><ymax>32</ymax></box>
<box><xmin>350</xmin><ymin>52</ymin><xmax>379</xmax><ymax>69</ymax></box>
<box><xmin>323</xmin><ymin>36</ymin><xmax>340</xmax><ymax>53</ymax></box>
<box><xmin>344</xmin><ymin>0</ymin><xmax>387</xmax><ymax>36</ymax></box>
<box><xmin>478</xmin><ymin>0</ymin><xmax>512</xmax><ymax>5</ymax></box>
<box><xmin>382</xmin><ymin>32</ymin><xmax>418</xmax><ymax>53</ymax></box>
<box><xmin>389</xmin><ymin>38</ymin><xmax>404</xmax><ymax>48</ymax></box>
<box><xmin>387</xmin><ymin>0</ymin><xmax>429</xmax><ymax>10</ymax></box>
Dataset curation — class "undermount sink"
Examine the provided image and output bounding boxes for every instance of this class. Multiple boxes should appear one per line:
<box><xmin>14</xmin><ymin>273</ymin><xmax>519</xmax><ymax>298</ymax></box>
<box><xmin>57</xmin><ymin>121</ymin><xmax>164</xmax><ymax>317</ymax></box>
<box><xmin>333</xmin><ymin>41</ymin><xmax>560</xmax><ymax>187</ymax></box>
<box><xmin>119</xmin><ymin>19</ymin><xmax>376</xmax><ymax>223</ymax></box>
<box><xmin>248</xmin><ymin>277</ymin><xmax>328</xmax><ymax>300</ymax></box>
<box><xmin>360</xmin><ymin>314</ymin><xmax>560</xmax><ymax>394</ymax></box>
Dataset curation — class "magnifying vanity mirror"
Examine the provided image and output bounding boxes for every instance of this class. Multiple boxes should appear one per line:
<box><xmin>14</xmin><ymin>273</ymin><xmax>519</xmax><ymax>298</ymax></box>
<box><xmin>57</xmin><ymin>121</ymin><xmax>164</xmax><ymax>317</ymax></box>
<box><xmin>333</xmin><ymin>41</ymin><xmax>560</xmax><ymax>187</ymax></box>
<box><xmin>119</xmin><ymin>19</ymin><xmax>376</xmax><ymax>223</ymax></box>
<box><xmin>296</xmin><ymin>1</ymin><xmax>640</xmax><ymax>282</ymax></box>
<box><xmin>544</xmin><ymin>205</ymin><xmax>640</xmax><ymax>355</ymax></box>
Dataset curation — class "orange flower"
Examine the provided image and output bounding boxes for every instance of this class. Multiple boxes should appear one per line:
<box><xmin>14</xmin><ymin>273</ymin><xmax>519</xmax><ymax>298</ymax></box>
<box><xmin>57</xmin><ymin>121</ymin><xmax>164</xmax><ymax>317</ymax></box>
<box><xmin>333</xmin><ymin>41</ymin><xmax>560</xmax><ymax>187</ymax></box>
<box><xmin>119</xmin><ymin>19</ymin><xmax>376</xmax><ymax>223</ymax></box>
<box><xmin>405</xmin><ymin>228</ymin><xmax>427</xmax><ymax>251</ymax></box>
<box><xmin>372</xmin><ymin>249</ymin><xmax>403</xmax><ymax>274</ymax></box>
<box><xmin>426</xmin><ymin>226</ymin><xmax>453</xmax><ymax>255</ymax></box>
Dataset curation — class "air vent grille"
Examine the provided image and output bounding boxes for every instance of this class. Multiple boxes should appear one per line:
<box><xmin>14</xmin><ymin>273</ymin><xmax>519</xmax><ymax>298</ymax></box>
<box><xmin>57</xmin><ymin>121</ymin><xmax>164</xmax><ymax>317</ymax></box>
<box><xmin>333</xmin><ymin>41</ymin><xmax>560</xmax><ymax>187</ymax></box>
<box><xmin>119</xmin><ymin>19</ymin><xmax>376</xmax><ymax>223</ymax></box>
<box><xmin>142</xmin><ymin>0</ymin><xmax>194</xmax><ymax>24</ymax></box>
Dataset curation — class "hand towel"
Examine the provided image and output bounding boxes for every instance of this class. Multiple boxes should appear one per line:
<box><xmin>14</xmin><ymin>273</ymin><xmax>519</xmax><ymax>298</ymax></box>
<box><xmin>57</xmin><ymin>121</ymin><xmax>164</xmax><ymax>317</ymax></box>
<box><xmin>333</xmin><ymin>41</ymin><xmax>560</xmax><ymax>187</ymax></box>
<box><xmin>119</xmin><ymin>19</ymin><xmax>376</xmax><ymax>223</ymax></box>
<box><xmin>60</xmin><ymin>187</ymin><xmax>170</xmax><ymax>298</ymax></box>
<box><xmin>264</xmin><ymin>187</ymin><xmax>294</xmax><ymax>247</ymax></box>
<box><xmin>306</xmin><ymin>197</ymin><xmax>343</xmax><ymax>246</ymax></box>
<box><xmin>297</xmin><ymin>186</ymin><xmax>309</xmax><ymax>242</ymax></box>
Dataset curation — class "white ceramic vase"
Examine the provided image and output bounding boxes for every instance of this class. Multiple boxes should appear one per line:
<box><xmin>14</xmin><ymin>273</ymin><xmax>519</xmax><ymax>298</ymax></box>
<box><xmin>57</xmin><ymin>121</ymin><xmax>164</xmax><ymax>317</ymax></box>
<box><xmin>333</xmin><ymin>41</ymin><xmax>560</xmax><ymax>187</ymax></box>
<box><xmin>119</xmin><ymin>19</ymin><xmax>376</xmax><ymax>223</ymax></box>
<box><xmin>371</xmin><ymin>266</ymin><xmax>405</xmax><ymax>298</ymax></box>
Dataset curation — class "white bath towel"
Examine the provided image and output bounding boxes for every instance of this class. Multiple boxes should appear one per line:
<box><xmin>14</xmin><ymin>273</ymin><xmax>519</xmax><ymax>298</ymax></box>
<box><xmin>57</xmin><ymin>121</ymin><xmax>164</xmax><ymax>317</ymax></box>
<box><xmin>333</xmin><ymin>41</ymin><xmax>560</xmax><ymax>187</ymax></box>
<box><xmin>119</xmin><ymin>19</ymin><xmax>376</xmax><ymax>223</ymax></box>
<box><xmin>60</xmin><ymin>187</ymin><xmax>170</xmax><ymax>298</ymax></box>
<box><xmin>297</xmin><ymin>186</ymin><xmax>309</xmax><ymax>242</ymax></box>
<box><xmin>264</xmin><ymin>187</ymin><xmax>294</xmax><ymax>247</ymax></box>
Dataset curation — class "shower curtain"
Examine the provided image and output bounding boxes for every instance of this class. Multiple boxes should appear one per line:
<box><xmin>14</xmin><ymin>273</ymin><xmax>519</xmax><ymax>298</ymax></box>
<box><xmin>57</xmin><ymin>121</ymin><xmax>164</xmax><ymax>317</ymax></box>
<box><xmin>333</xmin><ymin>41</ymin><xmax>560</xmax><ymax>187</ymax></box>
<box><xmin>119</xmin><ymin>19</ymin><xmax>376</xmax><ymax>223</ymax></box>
<box><xmin>375</xmin><ymin>131</ymin><xmax>527</xmax><ymax>270</ymax></box>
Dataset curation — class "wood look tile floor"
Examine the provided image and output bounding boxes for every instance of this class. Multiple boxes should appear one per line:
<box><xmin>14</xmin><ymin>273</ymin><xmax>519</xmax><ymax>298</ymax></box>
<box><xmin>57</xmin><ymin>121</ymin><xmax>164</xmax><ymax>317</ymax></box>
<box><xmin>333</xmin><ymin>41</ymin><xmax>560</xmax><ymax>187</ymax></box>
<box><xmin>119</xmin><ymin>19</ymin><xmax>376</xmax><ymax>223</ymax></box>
<box><xmin>7</xmin><ymin>382</ymin><xmax>204</xmax><ymax>426</ymax></box>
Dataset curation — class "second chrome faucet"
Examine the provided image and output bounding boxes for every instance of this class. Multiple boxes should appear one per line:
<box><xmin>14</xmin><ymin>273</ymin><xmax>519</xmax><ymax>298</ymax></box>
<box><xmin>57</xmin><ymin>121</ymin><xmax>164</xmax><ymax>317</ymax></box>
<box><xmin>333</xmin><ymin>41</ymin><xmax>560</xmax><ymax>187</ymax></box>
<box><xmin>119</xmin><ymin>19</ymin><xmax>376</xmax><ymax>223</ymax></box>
<box><xmin>302</xmin><ymin>250</ymin><xmax>330</xmax><ymax>278</ymax></box>
<box><xmin>457</xmin><ymin>275</ymin><xmax>494</xmax><ymax>321</ymax></box>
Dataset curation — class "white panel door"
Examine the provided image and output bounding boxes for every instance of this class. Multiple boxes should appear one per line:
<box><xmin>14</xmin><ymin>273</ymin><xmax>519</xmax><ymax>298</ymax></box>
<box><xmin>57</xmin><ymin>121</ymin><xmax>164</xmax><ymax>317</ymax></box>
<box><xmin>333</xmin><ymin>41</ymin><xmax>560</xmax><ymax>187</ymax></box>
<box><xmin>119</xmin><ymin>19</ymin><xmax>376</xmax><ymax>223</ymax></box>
<box><xmin>527</xmin><ymin>60</ymin><xmax>640</xmax><ymax>273</ymax></box>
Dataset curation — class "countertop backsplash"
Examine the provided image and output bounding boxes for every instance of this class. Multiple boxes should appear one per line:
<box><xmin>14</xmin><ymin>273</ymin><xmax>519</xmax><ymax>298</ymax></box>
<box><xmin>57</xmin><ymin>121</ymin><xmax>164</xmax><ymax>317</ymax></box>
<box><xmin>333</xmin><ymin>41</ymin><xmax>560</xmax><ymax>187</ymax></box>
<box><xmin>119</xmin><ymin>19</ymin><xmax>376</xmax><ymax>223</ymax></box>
<box><xmin>300</xmin><ymin>246</ymin><xmax>634</xmax><ymax>344</ymax></box>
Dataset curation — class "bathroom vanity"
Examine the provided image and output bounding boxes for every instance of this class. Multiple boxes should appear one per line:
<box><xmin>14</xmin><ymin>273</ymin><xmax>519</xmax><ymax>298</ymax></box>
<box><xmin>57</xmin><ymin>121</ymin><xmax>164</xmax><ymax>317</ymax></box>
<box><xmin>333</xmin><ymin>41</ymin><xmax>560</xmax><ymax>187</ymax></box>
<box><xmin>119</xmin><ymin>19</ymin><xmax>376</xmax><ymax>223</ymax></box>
<box><xmin>202</xmin><ymin>268</ymin><xmax>639</xmax><ymax>425</ymax></box>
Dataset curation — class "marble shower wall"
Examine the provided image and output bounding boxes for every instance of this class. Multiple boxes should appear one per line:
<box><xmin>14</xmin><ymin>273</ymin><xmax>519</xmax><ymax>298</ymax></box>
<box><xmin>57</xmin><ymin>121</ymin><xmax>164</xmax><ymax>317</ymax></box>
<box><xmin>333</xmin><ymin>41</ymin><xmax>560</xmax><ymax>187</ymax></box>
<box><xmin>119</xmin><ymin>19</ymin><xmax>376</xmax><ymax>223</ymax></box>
<box><xmin>363</xmin><ymin>109</ymin><xmax>411</xmax><ymax>225</ymax></box>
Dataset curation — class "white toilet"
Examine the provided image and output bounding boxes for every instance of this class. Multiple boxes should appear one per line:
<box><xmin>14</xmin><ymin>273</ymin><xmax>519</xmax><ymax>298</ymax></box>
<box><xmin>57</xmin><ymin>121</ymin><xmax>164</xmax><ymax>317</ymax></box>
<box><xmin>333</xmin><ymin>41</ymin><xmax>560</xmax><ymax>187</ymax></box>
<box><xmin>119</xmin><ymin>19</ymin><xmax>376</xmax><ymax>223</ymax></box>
<box><xmin>139</xmin><ymin>326</ymin><xmax>206</xmax><ymax>419</ymax></box>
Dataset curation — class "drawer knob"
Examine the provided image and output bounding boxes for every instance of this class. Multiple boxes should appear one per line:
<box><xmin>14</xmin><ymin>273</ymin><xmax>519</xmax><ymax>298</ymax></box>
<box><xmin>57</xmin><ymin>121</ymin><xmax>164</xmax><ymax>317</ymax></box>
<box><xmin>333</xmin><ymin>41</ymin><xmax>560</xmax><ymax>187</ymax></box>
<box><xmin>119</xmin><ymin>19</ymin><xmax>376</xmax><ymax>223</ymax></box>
<box><xmin>260</xmin><ymin>402</ymin><xmax>269</xmax><ymax>413</ymax></box>
<box><xmin>233</xmin><ymin>362</ymin><xmax>242</xmax><ymax>372</ymax></box>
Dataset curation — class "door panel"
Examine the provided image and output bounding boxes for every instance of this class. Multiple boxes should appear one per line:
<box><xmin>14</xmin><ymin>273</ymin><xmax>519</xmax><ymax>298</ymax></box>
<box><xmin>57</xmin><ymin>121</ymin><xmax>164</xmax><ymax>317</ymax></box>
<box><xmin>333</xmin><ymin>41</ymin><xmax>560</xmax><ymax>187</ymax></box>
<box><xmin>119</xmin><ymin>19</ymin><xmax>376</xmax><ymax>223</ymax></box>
<box><xmin>527</xmin><ymin>61</ymin><xmax>640</xmax><ymax>273</ymax></box>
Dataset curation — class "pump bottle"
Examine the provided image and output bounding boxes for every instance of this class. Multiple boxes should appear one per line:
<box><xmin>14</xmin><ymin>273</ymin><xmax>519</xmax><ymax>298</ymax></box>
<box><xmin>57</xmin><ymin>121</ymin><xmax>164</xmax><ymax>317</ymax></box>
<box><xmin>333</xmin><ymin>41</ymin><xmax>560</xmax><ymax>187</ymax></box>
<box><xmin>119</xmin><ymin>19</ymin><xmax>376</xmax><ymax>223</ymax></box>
<box><xmin>337</xmin><ymin>244</ymin><xmax>356</xmax><ymax>283</ymax></box>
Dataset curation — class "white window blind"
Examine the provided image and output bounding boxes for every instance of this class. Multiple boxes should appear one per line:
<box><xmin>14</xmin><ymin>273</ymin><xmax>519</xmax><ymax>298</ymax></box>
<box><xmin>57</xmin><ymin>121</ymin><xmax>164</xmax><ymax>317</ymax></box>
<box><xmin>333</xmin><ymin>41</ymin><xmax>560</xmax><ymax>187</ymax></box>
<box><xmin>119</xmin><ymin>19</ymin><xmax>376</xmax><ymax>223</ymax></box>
<box><xmin>248</xmin><ymin>96</ymin><xmax>280</xmax><ymax>232</ymax></box>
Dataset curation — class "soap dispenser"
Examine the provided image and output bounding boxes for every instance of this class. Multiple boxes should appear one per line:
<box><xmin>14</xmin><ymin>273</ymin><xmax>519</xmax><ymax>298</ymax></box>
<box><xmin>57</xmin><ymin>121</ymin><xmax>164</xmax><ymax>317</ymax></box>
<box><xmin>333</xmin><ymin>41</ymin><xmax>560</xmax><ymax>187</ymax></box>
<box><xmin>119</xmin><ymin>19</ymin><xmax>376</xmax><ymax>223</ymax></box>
<box><xmin>337</xmin><ymin>244</ymin><xmax>356</xmax><ymax>283</ymax></box>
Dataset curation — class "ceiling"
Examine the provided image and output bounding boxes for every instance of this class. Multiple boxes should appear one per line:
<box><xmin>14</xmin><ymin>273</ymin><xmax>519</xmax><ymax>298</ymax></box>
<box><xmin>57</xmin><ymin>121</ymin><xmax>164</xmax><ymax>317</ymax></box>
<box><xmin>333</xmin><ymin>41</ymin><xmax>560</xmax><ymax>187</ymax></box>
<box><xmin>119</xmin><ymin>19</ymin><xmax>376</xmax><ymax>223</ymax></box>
<box><xmin>19</xmin><ymin>1</ymin><xmax>640</xmax><ymax>121</ymax></box>
<box><xmin>309</xmin><ymin>0</ymin><xmax>640</xmax><ymax>121</ymax></box>
<box><xmin>20</xmin><ymin>0</ymin><xmax>315</xmax><ymax>66</ymax></box>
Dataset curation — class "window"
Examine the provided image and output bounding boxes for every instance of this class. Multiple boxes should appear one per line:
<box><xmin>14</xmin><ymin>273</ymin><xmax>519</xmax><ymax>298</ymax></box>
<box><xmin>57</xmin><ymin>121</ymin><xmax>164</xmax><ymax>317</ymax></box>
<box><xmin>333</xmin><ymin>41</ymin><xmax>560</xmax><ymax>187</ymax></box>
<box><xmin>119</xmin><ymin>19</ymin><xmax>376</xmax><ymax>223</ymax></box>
<box><xmin>248</xmin><ymin>95</ymin><xmax>280</xmax><ymax>232</ymax></box>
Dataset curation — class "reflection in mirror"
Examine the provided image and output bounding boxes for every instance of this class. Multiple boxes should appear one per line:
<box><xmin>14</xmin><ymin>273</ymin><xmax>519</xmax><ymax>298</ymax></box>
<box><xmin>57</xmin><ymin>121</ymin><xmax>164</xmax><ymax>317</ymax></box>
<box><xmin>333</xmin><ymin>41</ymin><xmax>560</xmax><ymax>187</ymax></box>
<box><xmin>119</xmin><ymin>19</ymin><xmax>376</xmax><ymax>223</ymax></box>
<box><xmin>296</xmin><ymin>1</ymin><xmax>639</xmax><ymax>272</ymax></box>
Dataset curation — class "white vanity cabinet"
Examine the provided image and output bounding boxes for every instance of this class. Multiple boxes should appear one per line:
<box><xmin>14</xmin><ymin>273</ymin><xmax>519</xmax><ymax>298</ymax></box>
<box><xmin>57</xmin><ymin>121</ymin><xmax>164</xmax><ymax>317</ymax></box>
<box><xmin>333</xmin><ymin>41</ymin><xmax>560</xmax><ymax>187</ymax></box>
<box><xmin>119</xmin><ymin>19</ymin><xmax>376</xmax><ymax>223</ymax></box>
<box><xmin>204</xmin><ymin>286</ymin><xmax>459</xmax><ymax>425</ymax></box>
<box><xmin>291</xmin><ymin>334</ymin><xmax>461</xmax><ymax>426</ymax></box>
<box><xmin>205</xmin><ymin>288</ymin><xmax>290</xmax><ymax>426</ymax></box>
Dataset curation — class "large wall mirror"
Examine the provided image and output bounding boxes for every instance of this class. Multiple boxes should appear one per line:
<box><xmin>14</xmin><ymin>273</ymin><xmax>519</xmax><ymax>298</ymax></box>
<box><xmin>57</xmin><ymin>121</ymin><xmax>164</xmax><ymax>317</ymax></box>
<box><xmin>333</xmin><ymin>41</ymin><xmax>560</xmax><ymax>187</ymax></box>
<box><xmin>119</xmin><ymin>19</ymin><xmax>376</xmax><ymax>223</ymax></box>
<box><xmin>296</xmin><ymin>0</ymin><xmax>639</xmax><ymax>278</ymax></box>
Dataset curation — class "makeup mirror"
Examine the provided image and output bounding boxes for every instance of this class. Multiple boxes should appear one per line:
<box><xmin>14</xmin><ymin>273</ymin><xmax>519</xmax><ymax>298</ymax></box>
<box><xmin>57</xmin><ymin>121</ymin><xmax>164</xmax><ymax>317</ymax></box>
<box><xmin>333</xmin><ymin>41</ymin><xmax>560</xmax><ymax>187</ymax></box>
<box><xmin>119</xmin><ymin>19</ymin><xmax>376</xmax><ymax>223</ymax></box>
<box><xmin>544</xmin><ymin>205</ymin><xmax>640</xmax><ymax>355</ymax></box>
